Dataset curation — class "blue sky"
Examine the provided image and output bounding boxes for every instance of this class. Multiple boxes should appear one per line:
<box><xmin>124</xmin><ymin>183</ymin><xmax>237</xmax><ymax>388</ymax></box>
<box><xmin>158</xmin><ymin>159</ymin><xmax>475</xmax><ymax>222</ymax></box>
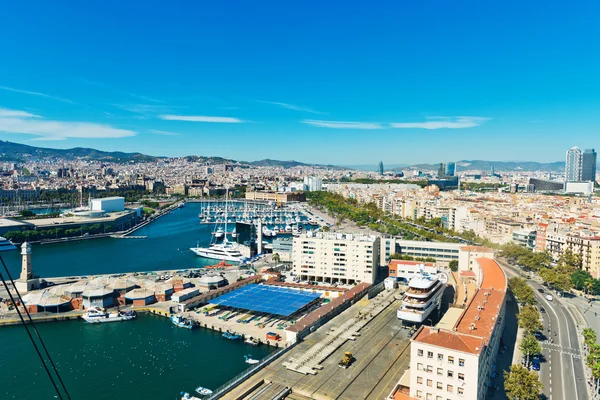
<box><xmin>1</xmin><ymin>1</ymin><xmax>599</xmax><ymax>165</ymax></box>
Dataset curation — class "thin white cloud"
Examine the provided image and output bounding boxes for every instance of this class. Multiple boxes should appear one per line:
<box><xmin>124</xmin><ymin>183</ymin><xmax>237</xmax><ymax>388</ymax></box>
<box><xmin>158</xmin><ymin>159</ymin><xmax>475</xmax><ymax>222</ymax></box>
<box><xmin>159</xmin><ymin>115</ymin><xmax>244</xmax><ymax>123</ymax></box>
<box><xmin>114</xmin><ymin>103</ymin><xmax>179</xmax><ymax>115</ymax></box>
<box><xmin>0</xmin><ymin>108</ymin><xmax>136</xmax><ymax>140</ymax></box>
<box><xmin>390</xmin><ymin>116</ymin><xmax>490</xmax><ymax>129</ymax></box>
<box><xmin>0</xmin><ymin>108</ymin><xmax>40</xmax><ymax>118</ymax></box>
<box><xmin>0</xmin><ymin>85</ymin><xmax>76</xmax><ymax>104</ymax></box>
<box><xmin>149</xmin><ymin>129</ymin><xmax>180</xmax><ymax>136</ymax></box>
<box><xmin>81</xmin><ymin>79</ymin><xmax>165</xmax><ymax>103</ymax></box>
<box><xmin>257</xmin><ymin>100</ymin><xmax>326</xmax><ymax>115</ymax></box>
<box><xmin>302</xmin><ymin>119</ymin><xmax>384</xmax><ymax>129</ymax></box>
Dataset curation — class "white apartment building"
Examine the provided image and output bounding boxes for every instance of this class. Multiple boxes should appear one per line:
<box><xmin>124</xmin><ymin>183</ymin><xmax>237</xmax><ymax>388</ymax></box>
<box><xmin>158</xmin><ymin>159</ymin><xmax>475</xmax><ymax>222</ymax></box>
<box><xmin>292</xmin><ymin>232</ymin><xmax>380</xmax><ymax>284</ymax></box>
<box><xmin>399</xmin><ymin>258</ymin><xmax>506</xmax><ymax>400</ymax></box>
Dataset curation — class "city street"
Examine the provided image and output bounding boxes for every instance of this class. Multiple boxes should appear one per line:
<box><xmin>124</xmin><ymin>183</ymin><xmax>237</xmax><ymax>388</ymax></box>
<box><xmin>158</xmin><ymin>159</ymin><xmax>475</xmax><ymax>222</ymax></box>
<box><xmin>500</xmin><ymin>260</ymin><xmax>588</xmax><ymax>400</ymax></box>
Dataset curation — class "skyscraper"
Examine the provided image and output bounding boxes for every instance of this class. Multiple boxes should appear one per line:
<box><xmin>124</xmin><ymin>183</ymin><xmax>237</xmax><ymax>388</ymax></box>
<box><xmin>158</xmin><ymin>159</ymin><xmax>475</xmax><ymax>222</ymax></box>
<box><xmin>582</xmin><ymin>149</ymin><xmax>597</xmax><ymax>182</ymax></box>
<box><xmin>445</xmin><ymin>162</ymin><xmax>455</xmax><ymax>177</ymax></box>
<box><xmin>565</xmin><ymin>146</ymin><xmax>583</xmax><ymax>182</ymax></box>
<box><xmin>438</xmin><ymin>163</ymin><xmax>446</xmax><ymax>178</ymax></box>
<box><xmin>378</xmin><ymin>161</ymin><xmax>384</xmax><ymax>176</ymax></box>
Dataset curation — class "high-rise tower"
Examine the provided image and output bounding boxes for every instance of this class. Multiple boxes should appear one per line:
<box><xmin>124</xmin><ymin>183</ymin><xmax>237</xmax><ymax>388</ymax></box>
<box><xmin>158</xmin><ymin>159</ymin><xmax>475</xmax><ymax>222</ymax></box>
<box><xmin>582</xmin><ymin>149</ymin><xmax>597</xmax><ymax>182</ymax></box>
<box><xmin>565</xmin><ymin>146</ymin><xmax>583</xmax><ymax>182</ymax></box>
<box><xmin>378</xmin><ymin>161</ymin><xmax>384</xmax><ymax>176</ymax></box>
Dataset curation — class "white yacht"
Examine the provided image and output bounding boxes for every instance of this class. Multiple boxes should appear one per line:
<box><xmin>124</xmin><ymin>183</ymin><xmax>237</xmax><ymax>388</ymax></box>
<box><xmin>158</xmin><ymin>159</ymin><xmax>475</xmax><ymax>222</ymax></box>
<box><xmin>190</xmin><ymin>242</ymin><xmax>245</xmax><ymax>262</ymax></box>
<box><xmin>0</xmin><ymin>237</ymin><xmax>17</xmax><ymax>252</ymax></box>
<box><xmin>397</xmin><ymin>271</ymin><xmax>448</xmax><ymax>323</ymax></box>
<box><xmin>191</xmin><ymin>189</ymin><xmax>245</xmax><ymax>263</ymax></box>
<box><xmin>82</xmin><ymin>307</ymin><xmax>137</xmax><ymax>323</ymax></box>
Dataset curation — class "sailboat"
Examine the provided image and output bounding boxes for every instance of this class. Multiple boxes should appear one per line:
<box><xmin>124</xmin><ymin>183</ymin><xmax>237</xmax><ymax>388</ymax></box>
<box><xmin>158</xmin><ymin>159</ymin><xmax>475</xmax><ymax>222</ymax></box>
<box><xmin>190</xmin><ymin>189</ymin><xmax>245</xmax><ymax>262</ymax></box>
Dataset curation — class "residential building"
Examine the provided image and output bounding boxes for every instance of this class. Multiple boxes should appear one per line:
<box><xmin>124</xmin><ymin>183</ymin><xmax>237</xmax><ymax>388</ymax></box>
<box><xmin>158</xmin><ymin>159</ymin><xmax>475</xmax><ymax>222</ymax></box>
<box><xmin>565</xmin><ymin>235</ymin><xmax>600</xmax><ymax>278</ymax></box>
<box><xmin>406</xmin><ymin>258</ymin><xmax>506</xmax><ymax>400</ymax></box>
<box><xmin>512</xmin><ymin>229</ymin><xmax>537</xmax><ymax>250</ymax></box>
<box><xmin>566</xmin><ymin>146</ymin><xmax>583</xmax><ymax>182</ymax></box>
<box><xmin>292</xmin><ymin>231</ymin><xmax>380</xmax><ymax>284</ymax></box>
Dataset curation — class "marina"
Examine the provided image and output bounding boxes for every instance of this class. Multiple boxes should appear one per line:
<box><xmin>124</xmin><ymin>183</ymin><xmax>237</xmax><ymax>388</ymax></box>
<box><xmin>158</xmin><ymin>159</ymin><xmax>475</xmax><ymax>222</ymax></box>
<box><xmin>0</xmin><ymin>200</ymin><xmax>333</xmax><ymax>399</ymax></box>
<box><xmin>0</xmin><ymin>201</ymin><xmax>315</xmax><ymax>278</ymax></box>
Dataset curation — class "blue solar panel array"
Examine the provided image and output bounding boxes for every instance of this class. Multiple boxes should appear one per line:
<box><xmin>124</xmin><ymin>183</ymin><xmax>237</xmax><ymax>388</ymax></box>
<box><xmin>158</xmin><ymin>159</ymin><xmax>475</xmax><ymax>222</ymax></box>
<box><xmin>210</xmin><ymin>284</ymin><xmax>321</xmax><ymax>317</ymax></box>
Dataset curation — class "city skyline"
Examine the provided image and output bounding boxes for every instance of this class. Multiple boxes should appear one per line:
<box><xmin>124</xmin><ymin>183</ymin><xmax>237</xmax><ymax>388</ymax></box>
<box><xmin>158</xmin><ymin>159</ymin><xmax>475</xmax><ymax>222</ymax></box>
<box><xmin>1</xmin><ymin>1</ymin><xmax>600</xmax><ymax>164</ymax></box>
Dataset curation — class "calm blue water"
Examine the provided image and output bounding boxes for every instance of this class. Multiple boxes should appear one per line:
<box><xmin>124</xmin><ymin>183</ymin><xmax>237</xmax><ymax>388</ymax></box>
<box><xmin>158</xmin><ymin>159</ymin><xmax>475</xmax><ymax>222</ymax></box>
<box><xmin>0</xmin><ymin>313</ymin><xmax>274</xmax><ymax>400</ymax></box>
<box><xmin>2</xmin><ymin>202</ymin><xmax>300</xmax><ymax>278</ymax></box>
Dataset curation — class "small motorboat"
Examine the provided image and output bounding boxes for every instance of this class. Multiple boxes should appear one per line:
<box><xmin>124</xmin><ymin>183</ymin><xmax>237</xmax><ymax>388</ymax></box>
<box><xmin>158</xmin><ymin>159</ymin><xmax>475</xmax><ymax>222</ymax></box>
<box><xmin>222</xmin><ymin>331</ymin><xmax>242</xmax><ymax>340</ymax></box>
<box><xmin>181</xmin><ymin>391</ymin><xmax>201</xmax><ymax>400</ymax></box>
<box><xmin>244</xmin><ymin>337</ymin><xmax>259</xmax><ymax>346</ymax></box>
<box><xmin>244</xmin><ymin>355</ymin><xmax>259</xmax><ymax>365</ymax></box>
<box><xmin>170</xmin><ymin>315</ymin><xmax>198</xmax><ymax>329</ymax></box>
<box><xmin>195</xmin><ymin>386</ymin><xmax>213</xmax><ymax>396</ymax></box>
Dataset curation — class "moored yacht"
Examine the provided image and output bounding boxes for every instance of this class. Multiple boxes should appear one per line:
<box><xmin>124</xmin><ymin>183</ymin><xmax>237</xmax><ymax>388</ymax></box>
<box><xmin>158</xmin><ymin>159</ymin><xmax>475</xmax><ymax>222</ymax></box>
<box><xmin>82</xmin><ymin>307</ymin><xmax>137</xmax><ymax>323</ymax></box>
<box><xmin>397</xmin><ymin>271</ymin><xmax>448</xmax><ymax>323</ymax></box>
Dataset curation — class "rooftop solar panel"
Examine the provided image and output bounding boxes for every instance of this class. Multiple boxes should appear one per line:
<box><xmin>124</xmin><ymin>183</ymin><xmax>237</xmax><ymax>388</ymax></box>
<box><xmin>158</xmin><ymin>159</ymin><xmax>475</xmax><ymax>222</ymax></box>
<box><xmin>210</xmin><ymin>284</ymin><xmax>321</xmax><ymax>317</ymax></box>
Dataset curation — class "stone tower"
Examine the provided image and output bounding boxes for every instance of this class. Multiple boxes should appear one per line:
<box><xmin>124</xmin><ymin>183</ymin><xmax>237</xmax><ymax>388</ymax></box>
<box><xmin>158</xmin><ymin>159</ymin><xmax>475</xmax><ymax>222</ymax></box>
<box><xmin>15</xmin><ymin>242</ymin><xmax>38</xmax><ymax>294</ymax></box>
<box><xmin>21</xmin><ymin>242</ymin><xmax>32</xmax><ymax>281</ymax></box>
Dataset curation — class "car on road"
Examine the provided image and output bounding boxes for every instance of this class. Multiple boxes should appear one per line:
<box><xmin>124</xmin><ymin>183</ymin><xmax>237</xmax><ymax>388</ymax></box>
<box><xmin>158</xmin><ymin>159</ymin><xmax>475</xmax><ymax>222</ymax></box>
<box><xmin>532</xmin><ymin>356</ymin><xmax>541</xmax><ymax>371</ymax></box>
<box><xmin>540</xmin><ymin>306</ymin><xmax>546</xmax><ymax>313</ymax></box>
<box><xmin>546</xmin><ymin>294</ymin><xmax>553</xmax><ymax>301</ymax></box>
<box><xmin>538</xmin><ymin>288</ymin><xmax>545</xmax><ymax>293</ymax></box>
<box><xmin>535</xmin><ymin>331</ymin><xmax>543</xmax><ymax>339</ymax></box>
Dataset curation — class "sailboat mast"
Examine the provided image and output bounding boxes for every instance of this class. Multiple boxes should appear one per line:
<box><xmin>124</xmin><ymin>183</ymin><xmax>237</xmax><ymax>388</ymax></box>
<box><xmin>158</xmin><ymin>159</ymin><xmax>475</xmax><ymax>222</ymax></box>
<box><xmin>223</xmin><ymin>188</ymin><xmax>229</xmax><ymax>244</ymax></box>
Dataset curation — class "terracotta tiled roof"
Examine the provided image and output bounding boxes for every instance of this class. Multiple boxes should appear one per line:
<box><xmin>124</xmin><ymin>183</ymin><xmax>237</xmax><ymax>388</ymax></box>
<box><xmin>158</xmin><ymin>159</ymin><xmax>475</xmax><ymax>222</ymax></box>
<box><xmin>413</xmin><ymin>326</ymin><xmax>485</xmax><ymax>355</ymax></box>
<box><xmin>413</xmin><ymin>258</ymin><xmax>507</xmax><ymax>354</ymax></box>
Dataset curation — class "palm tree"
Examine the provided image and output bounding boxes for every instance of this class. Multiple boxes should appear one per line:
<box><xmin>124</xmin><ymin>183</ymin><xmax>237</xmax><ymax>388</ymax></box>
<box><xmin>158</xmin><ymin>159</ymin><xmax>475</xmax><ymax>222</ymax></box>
<box><xmin>272</xmin><ymin>253</ymin><xmax>280</xmax><ymax>263</ymax></box>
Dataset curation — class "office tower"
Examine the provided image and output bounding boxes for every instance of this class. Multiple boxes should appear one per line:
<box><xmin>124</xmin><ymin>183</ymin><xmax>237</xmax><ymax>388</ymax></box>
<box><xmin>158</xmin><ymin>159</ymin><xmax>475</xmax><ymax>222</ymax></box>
<box><xmin>438</xmin><ymin>163</ymin><xmax>446</xmax><ymax>178</ymax></box>
<box><xmin>378</xmin><ymin>161</ymin><xmax>384</xmax><ymax>175</ymax></box>
<box><xmin>490</xmin><ymin>165</ymin><xmax>495</xmax><ymax>176</ymax></box>
<box><xmin>582</xmin><ymin>149</ymin><xmax>597</xmax><ymax>182</ymax></box>
<box><xmin>445</xmin><ymin>162</ymin><xmax>455</xmax><ymax>177</ymax></box>
<box><xmin>565</xmin><ymin>146</ymin><xmax>583</xmax><ymax>182</ymax></box>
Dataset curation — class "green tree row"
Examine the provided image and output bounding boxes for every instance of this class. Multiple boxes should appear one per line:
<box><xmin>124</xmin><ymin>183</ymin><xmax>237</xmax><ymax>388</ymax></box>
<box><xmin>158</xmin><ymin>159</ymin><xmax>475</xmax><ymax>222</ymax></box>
<box><xmin>3</xmin><ymin>223</ymin><xmax>108</xmax><ymax>242</ymax></box>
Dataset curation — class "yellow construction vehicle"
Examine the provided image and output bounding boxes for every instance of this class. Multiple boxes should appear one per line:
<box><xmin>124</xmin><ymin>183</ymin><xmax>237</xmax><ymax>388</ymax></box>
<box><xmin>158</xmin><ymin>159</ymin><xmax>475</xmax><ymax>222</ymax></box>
<box><xmin>338</xmin><ymin>351</ymin><xmax>354</xmax><ymax>369</ymax></box>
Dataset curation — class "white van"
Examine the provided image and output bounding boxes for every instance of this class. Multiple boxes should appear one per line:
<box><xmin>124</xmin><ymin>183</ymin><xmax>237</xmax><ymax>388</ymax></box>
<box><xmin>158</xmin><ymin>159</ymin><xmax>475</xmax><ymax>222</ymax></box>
<box><xmin>546</xmin><ymin>294</ymin><xmax>553</xmax><ymax>301</ymax></box>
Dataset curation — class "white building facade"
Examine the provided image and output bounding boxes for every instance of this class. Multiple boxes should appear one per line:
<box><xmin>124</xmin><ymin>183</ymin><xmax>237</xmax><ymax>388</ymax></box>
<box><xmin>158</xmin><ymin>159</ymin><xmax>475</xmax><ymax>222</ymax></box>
<box><xmin>292</xmin><ymin>232</ymin><xmax>380</xmax><ymax>284</ymax></box>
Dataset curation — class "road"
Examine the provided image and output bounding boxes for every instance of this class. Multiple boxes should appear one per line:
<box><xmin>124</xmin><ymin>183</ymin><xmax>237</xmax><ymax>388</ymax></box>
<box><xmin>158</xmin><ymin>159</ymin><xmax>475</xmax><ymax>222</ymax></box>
<box><xmin>500</xmin><ymin>260</ymin><xmax>588</xmax><ymax>400</ymax></box>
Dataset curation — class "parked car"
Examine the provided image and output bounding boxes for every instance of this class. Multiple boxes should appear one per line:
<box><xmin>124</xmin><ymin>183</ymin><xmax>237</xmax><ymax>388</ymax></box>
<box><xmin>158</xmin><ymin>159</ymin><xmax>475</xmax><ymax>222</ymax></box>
<box><xmin>532</xmin><ymin>356</ymin><xmax>541</xmax><ymax>371</ymax></box>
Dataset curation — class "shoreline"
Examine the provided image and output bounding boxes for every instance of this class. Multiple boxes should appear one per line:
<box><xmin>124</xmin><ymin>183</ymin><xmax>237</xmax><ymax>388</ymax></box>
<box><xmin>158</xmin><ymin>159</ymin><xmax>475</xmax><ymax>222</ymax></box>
<box><xmin>0</xmin><ymin>307</ymin><xmax>282</xmax><ymax>348</ymax></box>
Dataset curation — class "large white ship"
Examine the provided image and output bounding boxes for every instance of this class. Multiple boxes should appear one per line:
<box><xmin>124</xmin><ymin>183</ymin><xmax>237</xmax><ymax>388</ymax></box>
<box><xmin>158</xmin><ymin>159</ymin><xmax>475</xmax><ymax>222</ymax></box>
<box><xmin>397</xmin><ymin>271</ymin><xmax>448</xmax><ymax>323</ymax></box>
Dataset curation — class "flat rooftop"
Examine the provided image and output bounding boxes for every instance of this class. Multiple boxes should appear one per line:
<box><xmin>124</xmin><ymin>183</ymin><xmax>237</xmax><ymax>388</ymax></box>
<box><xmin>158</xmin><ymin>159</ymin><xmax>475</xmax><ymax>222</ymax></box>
<box><xmin>0</xmin><ymin>218</ymin><xmax>31</xmax><ymax>228</ymax></box>
<box><xmin>25</xmin><ymin>210</ymin><xmax>135</xmax><ymax>227</ymax></box>
<box><xmin>210</xmin><ymin>284</ymin><xmax>321</xmax><ymax>317</ymax></box>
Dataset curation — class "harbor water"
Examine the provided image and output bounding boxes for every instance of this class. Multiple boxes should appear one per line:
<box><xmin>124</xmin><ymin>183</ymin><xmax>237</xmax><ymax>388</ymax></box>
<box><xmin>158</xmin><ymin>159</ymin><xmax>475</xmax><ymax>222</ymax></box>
<box><xmin>0</xmin><ymin>201</ymin><xmax>296</xmax><ymax>399</ymax></box>
<box><xmin>0</xmin><ymin>313</ymin><xmax>274</xmax><ymax>399</ymax></box>
<box><xmin>2</xmin><ymin>202</ymin><xmax>306</xmax><ymax>278</ymax></box>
